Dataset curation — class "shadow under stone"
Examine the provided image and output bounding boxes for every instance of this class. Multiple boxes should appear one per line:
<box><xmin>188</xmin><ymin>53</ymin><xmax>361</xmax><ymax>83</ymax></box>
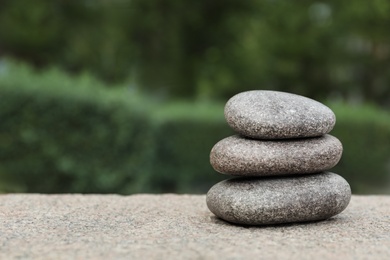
<box><xmin>209</xmin><ymin>214</ymin><xmax>342</xmax><ymax>229</ymax></box>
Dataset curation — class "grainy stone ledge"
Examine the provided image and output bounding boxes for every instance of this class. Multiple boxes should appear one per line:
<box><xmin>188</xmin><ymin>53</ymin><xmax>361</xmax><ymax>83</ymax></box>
<box><xmin>0</xmin><ymin>194</ymin><xmax>389</xmax><ymax>260</ymax></box>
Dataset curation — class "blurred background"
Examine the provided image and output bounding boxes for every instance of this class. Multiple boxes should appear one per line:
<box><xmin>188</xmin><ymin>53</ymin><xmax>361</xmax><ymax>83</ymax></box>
<box><xmin>0</xmin><ymin>0</ymin><xmax>389</xmax><ymax>194</ymax></box>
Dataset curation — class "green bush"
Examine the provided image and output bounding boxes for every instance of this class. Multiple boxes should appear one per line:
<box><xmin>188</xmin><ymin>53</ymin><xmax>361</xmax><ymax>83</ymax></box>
<box><xmin>330</xmin><ymin>102</ymin><xmax>390</xmax><ymax>194</ymax></box>
<box><xmin>147</xmin><ymin>102</ymin><xmax>234</xmax><ymax>193</ymax></box>
<box><xmin>0</xmin><ymin>61</ymin><xmax>153</xmax><ymax>193</ymax></box>
<box><xmin>148</xmin><ymin>102</ymin><xmax>390</xmax><ymax>194</ymax></box>
<box><xmin>0</xmin><ymin>61</ymin><xmax>389</xmax><ymax>194</ymax></box>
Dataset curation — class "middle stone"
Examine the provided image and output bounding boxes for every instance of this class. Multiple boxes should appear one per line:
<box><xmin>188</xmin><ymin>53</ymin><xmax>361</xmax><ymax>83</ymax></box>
<box><xmin>210</xmin><ymin>134</ymin><xmax>342</xmax><ymax>176</ymax></box>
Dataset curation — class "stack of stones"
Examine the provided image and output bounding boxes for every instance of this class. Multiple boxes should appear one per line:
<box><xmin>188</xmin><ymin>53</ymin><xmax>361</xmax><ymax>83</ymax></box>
<box><xmin>206</xmin><ymin>90</ymin><xmax>351</xmax><ymax>225</ymax></box>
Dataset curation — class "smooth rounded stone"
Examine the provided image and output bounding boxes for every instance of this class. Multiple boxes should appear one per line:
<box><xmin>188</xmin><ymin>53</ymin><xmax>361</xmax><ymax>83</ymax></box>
<box><xmin>206</xmin><ymin>172</ymin><xmax>351</xmax><ymax>225</ymax></box>
<box><xmin>210</xmin><ymin>134</ymin><xmax>342</xmax><ymax>176</ymax></box>
<box><xmin>225</xmin><ymin>90</ymin><xmax>336</xmax><ymax>139</ymax></box>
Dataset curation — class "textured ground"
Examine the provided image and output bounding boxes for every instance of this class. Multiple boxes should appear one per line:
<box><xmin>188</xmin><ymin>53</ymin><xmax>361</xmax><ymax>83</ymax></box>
<box><xmin>0</xmin><ymin>194</ymin><xmax>389</xmax><ymax>260</ymax></box>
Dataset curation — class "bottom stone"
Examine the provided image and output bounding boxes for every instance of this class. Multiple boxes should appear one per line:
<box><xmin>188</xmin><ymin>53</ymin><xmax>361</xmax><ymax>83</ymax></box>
<box><xmin>206</xmin><ymin>172</ymin><xmax>351</xmax><ymax>225</ymax></box>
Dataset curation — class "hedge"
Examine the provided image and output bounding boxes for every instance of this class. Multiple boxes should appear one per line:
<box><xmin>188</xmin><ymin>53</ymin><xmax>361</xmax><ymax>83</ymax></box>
<box><xmin>148</xmin><ymin>102</ymin><xmax>233</xmax><ymax>193</ymax></box>
<box><xmin>0</xmin><ymin>62</ymin><xmax>153</xmax><ymax>193</ymax></box>
<box><xmin>148</xmin><ymin>102</ymin><xmax>390</xmax><ymax>194</ymax></box>
<box><xmin>330</xmin><ymin>102</ymin><xmax>390</xmax><ymax>194</ymax></box>
<box><xmin>0</xmin><ymin>61</ymin><xmax>389</xmax><ymax>194</ymax></box>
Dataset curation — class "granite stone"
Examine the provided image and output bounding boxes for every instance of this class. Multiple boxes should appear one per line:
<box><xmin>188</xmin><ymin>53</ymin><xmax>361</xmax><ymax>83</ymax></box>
<box><xmin>1</xmin><ymin>195</ymin><xmax>389</xmax><ymax>259</ymax></box>
<box><xmin>210</xmin><ymin>134</ymin><xmax>342</xmax><ymax>176</ymax></box>
<box><xmin>206</xmin><ymin>172</ymin><xmax>351</xmax><ymax>225</ymax></box>
<box><xmin>225</xmin><ymin>90</ymin><xmax>336</xmax><ymax>139</ymax></box>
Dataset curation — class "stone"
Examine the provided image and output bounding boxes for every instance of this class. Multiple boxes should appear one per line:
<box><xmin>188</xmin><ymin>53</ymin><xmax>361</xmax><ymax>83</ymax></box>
<box><xmin>206</xmin><ymin>172</ymin><xmax>351</xmax><ymax>225</ymax></box>
<box><xmin>210</xmin><ymin>134</ymin><xmax>342</xmax><ymax>176</ymax></box>
<box><xmin>1</xmin><ymin>195</ymin><xmax>389</xmax><ymax>259</ymax></box>
<box><xmin>224</xmin><ymin>90</ymin><xmax>336</xmax><ymax>139</ymax></box>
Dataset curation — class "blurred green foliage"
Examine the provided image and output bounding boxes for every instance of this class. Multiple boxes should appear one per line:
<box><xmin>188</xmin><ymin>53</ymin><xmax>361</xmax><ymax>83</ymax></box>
<box><xmin>0</xmin><ymin>0</ymin><xmax>389</xmax><ymax>105</ymax></box>
<box><xmin>148</xmin><ymin>102</ymin><xmax>233</xmax><ymax>193</ymax></box>
<box><xmin>0</xmin><ymin>61</ymin><xmax>389</xmax><ymax>194</ymax></box>
<box><xmin>0</xmin><ymin>1</ymin><xmax>389</xmax><ymax>194</ymax></box>
<box><xmin>0</xmin><ymin>61</ymin><xmax>153</xmax><ymax>193</ymax></box>
<box><xmin>330</xmin><ymin>102</ymin><xmax>390</xmax><ymax>194</ymax></box>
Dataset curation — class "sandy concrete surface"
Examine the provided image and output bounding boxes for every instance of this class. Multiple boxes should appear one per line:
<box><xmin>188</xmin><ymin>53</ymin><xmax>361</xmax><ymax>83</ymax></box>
<box><xmin>0</xmin><ymin>194</ymin><xmax>389</xmax><ymax>260</ymax></box>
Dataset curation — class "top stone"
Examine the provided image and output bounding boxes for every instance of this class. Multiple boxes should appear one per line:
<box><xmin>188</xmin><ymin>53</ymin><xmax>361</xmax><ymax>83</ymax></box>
<box><xmin>225</xmin><ymin>90</ymin><xmax>336</xmax><ymax>139</ymax></box>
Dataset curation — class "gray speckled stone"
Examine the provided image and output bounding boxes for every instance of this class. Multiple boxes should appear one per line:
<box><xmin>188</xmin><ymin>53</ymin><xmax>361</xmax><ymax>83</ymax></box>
<box><xmin>206</xmin><ymin>172</ymin><xmax>351</xmax><ymax>225</ymax></box>
<box><xmin>225</xmin><ymin>90</ymin><xmax>336</xmax><ymax>139</ymax></box>
<box><xmin>210</xmin><ymin>134</ymin><xmax>342</xmax><ymax>176</ymax></box>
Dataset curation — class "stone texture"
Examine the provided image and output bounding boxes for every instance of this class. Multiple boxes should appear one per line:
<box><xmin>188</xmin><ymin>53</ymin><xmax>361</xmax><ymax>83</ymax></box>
<box><xmin>206</xmin><ymin>172</ymin><xmax>351</xmax><ymax>225</ymax></box>
<box><xmin>225</xmin><ymin>90</ymin><xmax>336</xmax><ymax>139</ymax></box>
<box><xmin>210</xmin><ymin>134</ymin><xmax>342</xmax><ymax>176</ymax></box>
<box><xmin>0</xmin><ymin>194</ymin><xmax>389</xmax><ymax>260</ymax></box>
